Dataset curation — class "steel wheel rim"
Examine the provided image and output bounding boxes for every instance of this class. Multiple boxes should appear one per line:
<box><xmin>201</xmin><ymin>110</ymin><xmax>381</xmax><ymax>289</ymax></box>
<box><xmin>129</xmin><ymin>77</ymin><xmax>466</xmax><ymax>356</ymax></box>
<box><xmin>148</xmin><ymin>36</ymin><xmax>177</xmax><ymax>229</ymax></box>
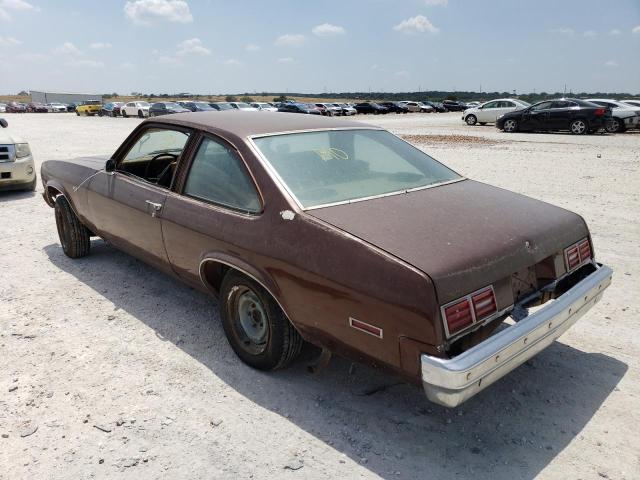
<box><xmin>504</xmin><ymin>119</ymin><xmax>516</xmax><ymax>132</ymax></box>
<box><xmin>466</xmin><ymin>115</ymin><xmax>476</xmax><ymax>125</ymax></box>
<box><xmin>235</xmin><ymin>289</ymin><xmax>268</xmax><ymax>353</ymax></box>
<box><xmin>572</xmin><ymin>120</ymin><xmax>586</xmax><ymax>134</ymax></box>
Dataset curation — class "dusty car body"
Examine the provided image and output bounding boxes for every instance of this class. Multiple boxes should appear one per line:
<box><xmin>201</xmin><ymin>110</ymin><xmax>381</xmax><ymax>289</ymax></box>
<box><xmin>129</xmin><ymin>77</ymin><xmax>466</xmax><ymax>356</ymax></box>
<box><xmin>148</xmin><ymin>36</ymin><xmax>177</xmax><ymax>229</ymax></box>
<box><xmin>40</xmin><ymin>112</ymin><xmax>612</xmax><ymax>407</ymax></box>
<box><xmin>0</xmin><ymin>118</ymin><xmax>37</xmax><ymax>191</ymax></box>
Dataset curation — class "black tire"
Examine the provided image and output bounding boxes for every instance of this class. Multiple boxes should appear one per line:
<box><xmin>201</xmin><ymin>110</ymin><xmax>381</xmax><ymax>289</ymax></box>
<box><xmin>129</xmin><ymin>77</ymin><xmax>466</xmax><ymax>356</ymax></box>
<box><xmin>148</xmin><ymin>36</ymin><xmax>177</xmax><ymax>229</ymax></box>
<box><xmin>76</xmin><ymin>111</ymin><xmax>80</xmax><ymax>116</ymax></box>
<box><xmin>465</xmin><ymin>114</ymin><xmax>477</xmax><ymax>126</ymax></box>
<box><xmin>122</xmin><ymin>110</ymin><xmax>128</xmax><ymax>118</ymax></box>
<box><xmin>54</xmin><ymin>195</ymin><xmax>90</xmax><ymax>258</ymax></box>
<box><xmin>606</xmin><ymin>117</ymin><xmax>625</xmax><ymax>133</ymax></box>
<box><xmin>479</xmin><ymin>122</ymin><xmax>487</xmax><ymax>125</ymax></box>
<box><xmin>219</xmin><ymin>270</ymin><xmax>303</xmax><ymax>371</ymax></box>
<box><xmin>138</xmin><ymin>110</ymin><xmax>144</xmax><ymax>118</ymax></box>
<box><xmin>502</xmin><ymin>118</ymin><xmax>518</xmax><ymax>133</ymax></box>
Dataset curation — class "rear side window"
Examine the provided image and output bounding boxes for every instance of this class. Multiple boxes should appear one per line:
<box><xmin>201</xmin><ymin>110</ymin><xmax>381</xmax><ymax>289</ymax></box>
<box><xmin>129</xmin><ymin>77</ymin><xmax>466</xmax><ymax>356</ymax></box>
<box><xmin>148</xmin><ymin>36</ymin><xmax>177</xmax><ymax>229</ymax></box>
<box><xmin>184</xmin><ymin>137</ymin><xmax>261</xmax><ymax>213</ymax></box>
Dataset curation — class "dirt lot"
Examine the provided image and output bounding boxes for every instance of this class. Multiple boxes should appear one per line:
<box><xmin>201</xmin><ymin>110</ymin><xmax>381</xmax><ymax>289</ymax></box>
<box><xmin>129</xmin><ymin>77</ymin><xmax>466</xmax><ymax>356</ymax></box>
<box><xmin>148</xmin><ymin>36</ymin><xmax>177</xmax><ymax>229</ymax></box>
<box><xmin>1</xmin><ymin>112</ymin><xmax>638</xmax><ymax>480</ymax></box>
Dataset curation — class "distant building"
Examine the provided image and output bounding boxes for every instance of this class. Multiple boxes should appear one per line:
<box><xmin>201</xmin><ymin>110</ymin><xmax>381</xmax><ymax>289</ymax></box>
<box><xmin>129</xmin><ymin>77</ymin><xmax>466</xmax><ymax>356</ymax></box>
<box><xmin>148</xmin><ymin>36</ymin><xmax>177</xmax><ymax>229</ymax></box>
<box><xmin>29</xmin><ymin>90</ymin><xmax>102</xmax><ymax>104</ymax></box>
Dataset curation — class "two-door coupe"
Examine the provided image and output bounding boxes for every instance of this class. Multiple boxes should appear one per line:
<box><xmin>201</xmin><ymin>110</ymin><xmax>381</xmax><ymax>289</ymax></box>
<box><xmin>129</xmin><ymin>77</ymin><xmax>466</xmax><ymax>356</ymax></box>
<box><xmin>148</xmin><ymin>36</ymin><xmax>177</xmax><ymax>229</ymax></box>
<box><xmin>41</xmin><ymin>112</ymin><xmax>612</xmax><ymax>407</ymax></box>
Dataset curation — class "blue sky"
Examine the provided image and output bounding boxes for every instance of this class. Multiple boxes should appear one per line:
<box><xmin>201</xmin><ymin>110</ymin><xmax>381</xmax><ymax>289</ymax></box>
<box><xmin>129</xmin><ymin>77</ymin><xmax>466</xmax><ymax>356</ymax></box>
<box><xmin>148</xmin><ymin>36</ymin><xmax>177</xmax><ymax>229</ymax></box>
<box><xmin>1</xmin><ymin>0</ymin><xmax>639</xmax><ymax>95</ymax></box>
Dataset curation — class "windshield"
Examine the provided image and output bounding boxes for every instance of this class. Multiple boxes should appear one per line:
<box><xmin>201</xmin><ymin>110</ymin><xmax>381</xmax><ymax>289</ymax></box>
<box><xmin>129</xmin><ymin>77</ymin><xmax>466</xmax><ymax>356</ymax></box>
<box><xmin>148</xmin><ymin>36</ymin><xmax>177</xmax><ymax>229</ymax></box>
<box><xmin>253</xmin><ymin>129</ymin><xmax>461</xmax><ymax>209</ymax></box>
<box><xmin>235</xmin><ymin>103</ymin><xmax>252</xmax><ymax>108</ymax></box>
<box><xmin>195</xmin><ymin>102</ymin><xmax>214</xmax><ymax>109</ymax></box>
<box><xmin>164</xmin><ymin>102</ymin><xmax>182</xmax><ymax>108</ymax></box>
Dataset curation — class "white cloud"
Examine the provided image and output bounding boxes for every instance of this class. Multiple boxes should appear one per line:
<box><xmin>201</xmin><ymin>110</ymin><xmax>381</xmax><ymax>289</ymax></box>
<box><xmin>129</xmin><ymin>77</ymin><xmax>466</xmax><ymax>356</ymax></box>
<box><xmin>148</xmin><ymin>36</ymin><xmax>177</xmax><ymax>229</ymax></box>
<box><xmin>124</xmin><ymin>0</ymin><xmax>192</xmax><ymax>25</ymax></box>
<box><xmin>609</xmin><ymin>29</ymin><xmax>621</xmax><ymax>35</ymax></box>
<box><xmin>90</xmin><ymin>42</ymin><xmax>112</xmax><ymax>49</ymax></box>
<box><xmin>312</xmin><ymin>23</ymin><xmax>346</xmax><ymax>36</ymax></box>
<box><xmin>633</xmin><ymin>25</ymin><xmax>640</xmax><ymax>34</ymax></box>
<box><xmin>223</xmin><ymin>58</ymin><xmax>242</xmax><ymax>66</ymax></box>
<box><xmin>550</xmin><ymin>27</ymin><xmax>574</xmax><ymax>36</ymax></box>
<box><xmin>424</xmin><ymin>0</ymin><xmax>448</xmax><ymax>5</ymax></box>
<box><xmin>277</xmin><ymin>57</ymin><xmax>294</xmax><ymax>64</ymax></box>
<box><xmin>583</xmin><ymin>30</ymin><xmax>597</xmax><ymax>37</ymax></box>
<box><xmin>176</xmin><ymin>38</ymin><xmax>210</xmax><ymax>56</ymax></box>
<box><xmin>245</xmin><ymin>44</ymin><xmax>261</xmax><ymax>52</ymax></box>
<box><xmin>274</xmin><ymin>34</ymin><xmax>306</xmax><ymax>47</ymax></box>
<box><xmin>0</xmin><ymin>36</ymin><xmax>21</xmax><ymax>47</ymax></box>
<box><xmin>66</xmin><ymin>58</ymin><xmax>104</xmax><ymax>68</ymax></box>
<box><xmin>54</xmin><ymin>42</ymin><xmax>82</xmax><ymax>56</ymax></box>
<box><xmin>604</xmin><ymin>60</ymin><xmax>619</xmax><ymax>67</ymax></box>
<box><xmin>393</xmin><ymin>15</ymin><xmax>439</xmax><ymax>34</ymax></box>
<box><xmin>0</xmin><ymin>0</ymin><xmax>39</xmax><ymax>20</ymax></box>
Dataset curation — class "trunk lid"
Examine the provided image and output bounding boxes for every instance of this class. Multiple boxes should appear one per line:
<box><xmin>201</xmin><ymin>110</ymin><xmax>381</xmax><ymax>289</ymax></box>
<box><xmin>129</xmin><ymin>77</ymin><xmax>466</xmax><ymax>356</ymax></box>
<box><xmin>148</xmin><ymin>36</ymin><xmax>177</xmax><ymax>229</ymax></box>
<box><xmin>308</xmin><ymin>179</ymin><xmax>588</xmax><ymax>303</ymax></box>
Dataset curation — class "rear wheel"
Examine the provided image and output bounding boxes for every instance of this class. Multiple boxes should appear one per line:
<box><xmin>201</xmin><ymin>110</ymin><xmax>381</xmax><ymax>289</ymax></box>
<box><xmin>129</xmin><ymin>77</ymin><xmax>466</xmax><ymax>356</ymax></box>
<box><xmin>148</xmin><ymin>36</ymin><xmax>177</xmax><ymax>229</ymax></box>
<box><xmin>54</xmin><ymin>195</ymin><xmax>90</xmax><ymax>258</ymax></box>
<box><xmin>479</xmin><ymin>122</ymin><xmax>487</xmax><ymax>125</ymax></box>
<box><xmin>503</xmin><ymin>118</ymin><xmax>518</xmax><ymax>132</ymax></box>
<box><xmin>219</xmin><ymin>271</ymin><xmax>303</xmax><ymax>370</ymax></box>
<box><xmin>570</xmin><ymin>119</ymin><xmax>588</xmax><ymax>135</ymax></box>
<box><xmin>606</xmin><ymin>117</ymin><xmax>625</xmax><ymax>133</ymax></box>
<box><xmin>122</xmin><ymin>110</ymin><xmax>128</xmax><ymax>118</ymax></box>
<box><xmin>465</xmin><ymin>114</ymin><xmax>477</xmax><ymax>126</ymax></box>
<box><xmin>138</xmin><ymin>110</ymin><xmax>144</xmax><ymax>118</ymax></box>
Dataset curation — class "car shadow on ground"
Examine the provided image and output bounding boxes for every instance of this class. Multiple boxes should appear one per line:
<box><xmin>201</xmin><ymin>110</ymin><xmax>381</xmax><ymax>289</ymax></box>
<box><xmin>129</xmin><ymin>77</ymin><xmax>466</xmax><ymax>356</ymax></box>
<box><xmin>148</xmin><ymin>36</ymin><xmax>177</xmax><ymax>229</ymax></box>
<box><xmin>44</xmin><ymin>240</ymin><xmax>627</xmax><ymax>480</ymax></box>
<box><xmin>0</xmin><ymin>190</ymin><xmax>37</xmax><ymax>202</ymax></box>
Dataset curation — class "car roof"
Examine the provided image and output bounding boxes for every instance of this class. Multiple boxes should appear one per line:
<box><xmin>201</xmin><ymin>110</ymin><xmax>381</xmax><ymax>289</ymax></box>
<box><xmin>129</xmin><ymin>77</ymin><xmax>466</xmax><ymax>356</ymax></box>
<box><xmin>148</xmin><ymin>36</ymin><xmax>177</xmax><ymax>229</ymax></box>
<box><xmin>150</xmin><ymin>111</ymin><xmax>373</xmax><ymax>138</ymax></box>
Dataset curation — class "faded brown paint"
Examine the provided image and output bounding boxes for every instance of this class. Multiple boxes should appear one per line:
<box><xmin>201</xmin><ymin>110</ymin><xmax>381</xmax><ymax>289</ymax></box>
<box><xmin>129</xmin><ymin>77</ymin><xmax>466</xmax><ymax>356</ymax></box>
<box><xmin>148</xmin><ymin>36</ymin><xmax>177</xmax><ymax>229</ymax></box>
<box><xmin>40</xmin><ymin>111</ymin><xmax>591</xmax><ymax>381</ymax></box>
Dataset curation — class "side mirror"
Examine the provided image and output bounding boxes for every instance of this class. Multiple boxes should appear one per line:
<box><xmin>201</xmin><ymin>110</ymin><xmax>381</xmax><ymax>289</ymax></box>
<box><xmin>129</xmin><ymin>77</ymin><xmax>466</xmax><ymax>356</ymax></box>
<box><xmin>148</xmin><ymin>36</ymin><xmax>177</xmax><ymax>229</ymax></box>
<box><xmin>105</xmin><ymin>159</ymin><xmax>116</xmax><ymax>173</ymax></box>
<box><xmin>0</xmin><ymin>118</ymin><xmax>7</xmax><ymax>128</ymax></box>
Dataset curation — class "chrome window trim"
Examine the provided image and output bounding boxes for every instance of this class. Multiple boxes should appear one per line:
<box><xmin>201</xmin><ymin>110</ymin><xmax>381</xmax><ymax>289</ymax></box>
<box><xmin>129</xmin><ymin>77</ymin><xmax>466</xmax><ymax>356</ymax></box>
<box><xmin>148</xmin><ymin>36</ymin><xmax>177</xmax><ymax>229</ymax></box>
<box><xmin>246</xmin><ymin>128</ymin><xmax>465</xmax><ymax>211</ymax></box>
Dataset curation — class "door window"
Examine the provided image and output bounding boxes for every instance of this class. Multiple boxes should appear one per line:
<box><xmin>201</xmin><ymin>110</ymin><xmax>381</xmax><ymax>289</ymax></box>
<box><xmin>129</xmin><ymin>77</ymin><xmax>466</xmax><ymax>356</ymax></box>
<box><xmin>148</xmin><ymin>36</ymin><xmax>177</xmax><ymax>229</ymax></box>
<box><xmin>183</xmin><ymin>137</ymin><xmax>261</xmax><ymax>213</ymax></box>
<box><xmin>483</xmin><ymin>101</ymin><xmax>499</xmax><ymax>109</ymax></box>
<box><xmin>119</xmin><ymin>128</ymin><xmax>191</xmax><ymax>186</ymax></box>
<box><xmin>532</xmin><ymin>101</ymin><xmax>553</xmax><ymax>110</ymax></box>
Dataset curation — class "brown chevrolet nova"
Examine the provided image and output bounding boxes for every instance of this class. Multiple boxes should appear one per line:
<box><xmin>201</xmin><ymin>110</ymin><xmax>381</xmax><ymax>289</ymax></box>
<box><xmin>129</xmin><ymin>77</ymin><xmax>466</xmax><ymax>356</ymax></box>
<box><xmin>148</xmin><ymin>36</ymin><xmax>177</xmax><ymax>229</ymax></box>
<box><xmin>41</xmin><ymin>112</ymin><xmax>613</xmax><ymax>407</ymax></box>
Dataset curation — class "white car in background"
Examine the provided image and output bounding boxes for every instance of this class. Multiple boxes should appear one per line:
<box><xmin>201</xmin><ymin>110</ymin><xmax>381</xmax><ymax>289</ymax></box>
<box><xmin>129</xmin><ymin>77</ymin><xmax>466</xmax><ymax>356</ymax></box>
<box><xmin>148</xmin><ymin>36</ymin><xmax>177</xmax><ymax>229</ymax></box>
<box><xmin>401</xmin><ymin>101</ymin><xmax>433</xmax><ymax>113</ymax></box>
<box><xmin>462</xmin><ymin>98</ymin><xmax>530</xmax><ymax>125</ymax></box>
<box><xmin>121</xmin><ymin>101</ymin><xmax>151</xmax><ymax>118</ymax></box>
<box><xmin>0</xmin><ymin>104</ymin><xmax>7</xmax><ymax>113</ymax></box>
<box><xmin>584</xmin><ymin>98</ymin><xmax>640</xmax><ymax>133</ymax></box>
<box><xmin>251</xmin><ymin>102</ymin><xmax>278</xmax><ymax>112</ymax></box>
<box><xmin>621</xmin><ymin>99</ymin><xmax>640</xmax><ymax>108</ymax></box>
<box><xmin>46</xmin><ymin>102</ymin><xmax>67</xmax><ymax>113</ymax></box>
<box><xmin>229</xmin><ymin>102</ymin><xmax>258</xmax><ymax>111</ymax></box>
<box><xmin>0</xmin><ymin>118</ymin><xmax>37</xmax><ymax>191</ymax></box>
<box><xmin>337</xmin><ymin>103</ymin><xmax>357</xmax><ymax>115</ymax></box>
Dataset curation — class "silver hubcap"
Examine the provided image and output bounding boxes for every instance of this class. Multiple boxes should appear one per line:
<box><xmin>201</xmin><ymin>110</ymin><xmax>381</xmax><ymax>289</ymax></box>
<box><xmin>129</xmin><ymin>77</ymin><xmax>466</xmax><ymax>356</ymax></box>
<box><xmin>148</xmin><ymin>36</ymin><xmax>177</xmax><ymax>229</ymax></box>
<box><xmin>466</xmin><ymin>116</ymin><xmax>476</xmax><ymax>125</ymax></box>
<box><xmin>504</xmin><ymin>119</ymin><xmax>516</xmax><ymax>132</ymax></box>
<box><xmin>237</xmin><ymin>291</ymin><xmax>268</xmax><ymax>344</ymax></box>
<box><xmin>571</xmin><ymin>121</ymin><xmax>586</xmax><ymax>134</ymax></box>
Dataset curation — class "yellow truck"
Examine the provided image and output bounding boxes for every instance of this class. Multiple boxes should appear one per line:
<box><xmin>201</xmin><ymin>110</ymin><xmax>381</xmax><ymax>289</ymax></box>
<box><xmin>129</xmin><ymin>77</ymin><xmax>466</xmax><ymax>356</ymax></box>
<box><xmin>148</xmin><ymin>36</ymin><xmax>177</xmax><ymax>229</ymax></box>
<box><xmin>75</xmin><ymin>101</ymin><xmax>102</xmax><ymax>116</ymax></box>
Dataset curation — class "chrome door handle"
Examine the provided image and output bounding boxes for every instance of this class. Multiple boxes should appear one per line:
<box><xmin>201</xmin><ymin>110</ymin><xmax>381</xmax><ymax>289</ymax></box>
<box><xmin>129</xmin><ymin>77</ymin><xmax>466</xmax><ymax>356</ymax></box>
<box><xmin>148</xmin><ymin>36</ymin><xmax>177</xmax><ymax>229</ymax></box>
<box><xmin>145</xmin><ymin>200</ymin><xmax>163</xmax><ymax>217</ymax></box>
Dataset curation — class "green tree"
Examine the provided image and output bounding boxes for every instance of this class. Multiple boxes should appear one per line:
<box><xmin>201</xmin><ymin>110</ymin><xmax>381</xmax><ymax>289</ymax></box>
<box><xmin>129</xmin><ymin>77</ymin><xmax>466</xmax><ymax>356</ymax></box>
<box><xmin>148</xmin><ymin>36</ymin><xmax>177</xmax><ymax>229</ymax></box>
<box><xmin>240</xmin><ymin>96</ymin><xmax>254</xmax><ymax>103</ymax></box>
<box><xmin>225</xmin><ymin>95</ymin><xmax>238</xmax><ymax>102</ymax></box>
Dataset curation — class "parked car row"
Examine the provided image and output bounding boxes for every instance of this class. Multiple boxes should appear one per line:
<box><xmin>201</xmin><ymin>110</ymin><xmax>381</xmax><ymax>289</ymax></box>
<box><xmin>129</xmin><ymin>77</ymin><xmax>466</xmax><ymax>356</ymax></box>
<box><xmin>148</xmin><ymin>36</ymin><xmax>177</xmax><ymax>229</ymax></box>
<box><xmin>461</xmin><ymin>97</ymin><xmax>640</xmax><ymax>134</ymax></box>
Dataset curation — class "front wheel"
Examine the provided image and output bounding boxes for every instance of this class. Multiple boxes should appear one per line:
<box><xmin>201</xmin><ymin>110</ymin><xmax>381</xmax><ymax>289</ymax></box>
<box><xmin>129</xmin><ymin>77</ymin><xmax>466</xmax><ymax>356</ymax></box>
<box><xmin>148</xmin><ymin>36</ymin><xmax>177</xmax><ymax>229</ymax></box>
<box><xmin>219</xmin><ymin>271</ymin><xmax>303</xmax><ymax>371</ymax></box>
<box><xmin>570</xmin><ymin>119</ymin><xmax>588</xmax><ymax>135</ymax></box>
<box><xmin>465</xmin><ymin>114</ymin><xmax>477</xmax><ymax>126</ymax></box>
<box><xmin>122</xmin><ymin>110</ymin><xmax>128</xmax><ymax>118</ymax></box>
<box><xmin>606</xmin><ymin>117</ymin><xmax>625</xmax><ymax>133</ymax></box>
<box><xmin>138</xmin><ymin>110</ymin><xmax>144</xmax><ymax>118</ymax></box>
<box><xmin>503</xmin><ymin>118</ymin><xmax>518</xmax><ymax>132</ymax></box>
<box><xmin>54</xmin><ymin>195</ymin><xmax>90</xmax><ymax>258</ymax></box>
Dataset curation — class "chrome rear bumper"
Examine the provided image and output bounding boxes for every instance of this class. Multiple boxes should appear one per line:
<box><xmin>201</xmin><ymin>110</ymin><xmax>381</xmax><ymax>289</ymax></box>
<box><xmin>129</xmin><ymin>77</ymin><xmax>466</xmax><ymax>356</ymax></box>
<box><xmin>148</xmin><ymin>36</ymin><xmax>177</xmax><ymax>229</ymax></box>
<box><xmin>421</xmin><ymin>263</ymin><xmax>613</xmax><ymax>407</ymax></box>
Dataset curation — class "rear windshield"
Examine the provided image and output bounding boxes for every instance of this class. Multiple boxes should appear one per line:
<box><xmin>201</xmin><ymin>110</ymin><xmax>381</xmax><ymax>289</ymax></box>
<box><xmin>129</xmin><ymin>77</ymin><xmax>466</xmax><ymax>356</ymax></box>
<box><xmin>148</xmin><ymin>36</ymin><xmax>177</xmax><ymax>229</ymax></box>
<box><xmin>253</xmin><ymin>129</ymin><xmax>460</xmax><ymax>208</ymax></box>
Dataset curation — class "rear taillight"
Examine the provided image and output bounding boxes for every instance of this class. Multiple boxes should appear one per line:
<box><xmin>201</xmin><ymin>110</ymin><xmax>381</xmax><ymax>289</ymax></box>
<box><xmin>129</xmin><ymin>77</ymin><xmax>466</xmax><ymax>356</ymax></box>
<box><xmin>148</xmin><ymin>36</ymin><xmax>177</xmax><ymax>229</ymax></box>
<box><xmin>564</xmin><ymin>237</ymin><xmax>592</xmax><ymax>272</ymax></box>
<box><xmin>442</xmin><ymin>286</ymin><xmax>498</xmax><ymax>337</ymax></box>
<box><xmin>594</xmin><ymin>108</ymin><xmax>606</xmax><ymax>116</ymax></box>
<box><xmin>443</xmin><ymin>298</ymin><xmax>474</xmax><ymax>335</ymax></box>
<box><xmin>472</xmin><ymin>287</ymin><xmax>498</xmax><ymax>319</ymax></box>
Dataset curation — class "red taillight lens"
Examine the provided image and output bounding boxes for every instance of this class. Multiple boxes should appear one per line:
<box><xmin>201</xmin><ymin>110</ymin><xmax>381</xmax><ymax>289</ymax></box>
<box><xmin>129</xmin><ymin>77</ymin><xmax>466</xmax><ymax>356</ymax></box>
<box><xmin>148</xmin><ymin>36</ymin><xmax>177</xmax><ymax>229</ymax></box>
<box><xmin>565</xmin><ymin>238</ymin><xmax>592</xmax><ymax>271</ymax></box>
<box><xmin>472</xmin><ymin>287</ymin><xmax>497</xmax><ymax>320</ymax></box>
<box><xmin>594</xmin><ymin>108</ymin><xmax>606</xmax><ymax>116</ymax></box>
<box><xmin>443</xmin><ymin>298</ymin><xmax>474</xmax><ymax>335</ymax></box>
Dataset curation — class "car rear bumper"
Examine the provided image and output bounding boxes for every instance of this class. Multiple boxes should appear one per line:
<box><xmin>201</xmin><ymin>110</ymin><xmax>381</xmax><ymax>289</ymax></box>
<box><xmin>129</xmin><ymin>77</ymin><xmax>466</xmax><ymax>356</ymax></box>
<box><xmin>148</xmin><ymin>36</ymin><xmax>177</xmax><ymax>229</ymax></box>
<box><xmin>421</xmin><ymin>263</ymin><xmax>613</xmax><ymax>407</ymax></box>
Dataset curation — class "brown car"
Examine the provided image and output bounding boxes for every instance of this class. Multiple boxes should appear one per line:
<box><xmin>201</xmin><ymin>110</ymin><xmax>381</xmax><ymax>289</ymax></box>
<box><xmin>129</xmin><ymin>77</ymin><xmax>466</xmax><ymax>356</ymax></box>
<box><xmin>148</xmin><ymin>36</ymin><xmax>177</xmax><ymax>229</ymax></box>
<box><xmin>40</xmin><ymin>112</ymin><xmax>613</xmax><ymax>407</ymax></box>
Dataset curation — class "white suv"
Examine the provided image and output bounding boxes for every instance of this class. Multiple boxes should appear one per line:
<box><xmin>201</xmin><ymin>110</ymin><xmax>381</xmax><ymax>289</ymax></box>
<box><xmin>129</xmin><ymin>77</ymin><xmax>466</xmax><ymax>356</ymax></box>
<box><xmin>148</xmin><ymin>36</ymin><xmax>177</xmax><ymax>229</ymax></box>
<box><xmin>121</xmin><ymin>101</ymin><xmax>151</xmax><ymax>118</ymax></box>
<box><xmin>0</xmin><ymin>118</ymin><xmax>36</xmax><ymax>191</ymax></box>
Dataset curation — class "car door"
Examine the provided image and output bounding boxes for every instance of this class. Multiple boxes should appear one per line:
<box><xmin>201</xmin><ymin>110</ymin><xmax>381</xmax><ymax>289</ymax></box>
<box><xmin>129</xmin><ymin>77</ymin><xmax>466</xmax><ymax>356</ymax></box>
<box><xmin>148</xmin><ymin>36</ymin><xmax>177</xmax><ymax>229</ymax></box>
<box><xmin>520</xmin><ymin>101</ymin><xmax>553</xmax><ymax>130</ymax></box>
<box><xmin>161</xmin><ymin>134</ymin><xmax>263</xmax><ymax>285</ymax></box>
<box><xmin>86</xmin><ymin>125</ymin><xmax>194</xmax><ymax>272</ymax></box>
<box><xmin>477</xmin><ymin>101</ymin><xmax>499</xmax><ymax>122</ymax></box>
<box><xmin>546</xmin><ymin>101</ymin><xmax>572</xmax><ymax>130</ymax></box>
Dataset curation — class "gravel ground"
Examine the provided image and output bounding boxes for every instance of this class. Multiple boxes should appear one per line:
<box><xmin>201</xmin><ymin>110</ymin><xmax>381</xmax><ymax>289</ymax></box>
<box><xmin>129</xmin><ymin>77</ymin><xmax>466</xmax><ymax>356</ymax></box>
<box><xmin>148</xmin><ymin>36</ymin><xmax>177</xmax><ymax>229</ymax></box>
<box><xmin>1</xmin><ymin>112</ymin><xmax>638</xmax><ymax>480</ymax></box>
